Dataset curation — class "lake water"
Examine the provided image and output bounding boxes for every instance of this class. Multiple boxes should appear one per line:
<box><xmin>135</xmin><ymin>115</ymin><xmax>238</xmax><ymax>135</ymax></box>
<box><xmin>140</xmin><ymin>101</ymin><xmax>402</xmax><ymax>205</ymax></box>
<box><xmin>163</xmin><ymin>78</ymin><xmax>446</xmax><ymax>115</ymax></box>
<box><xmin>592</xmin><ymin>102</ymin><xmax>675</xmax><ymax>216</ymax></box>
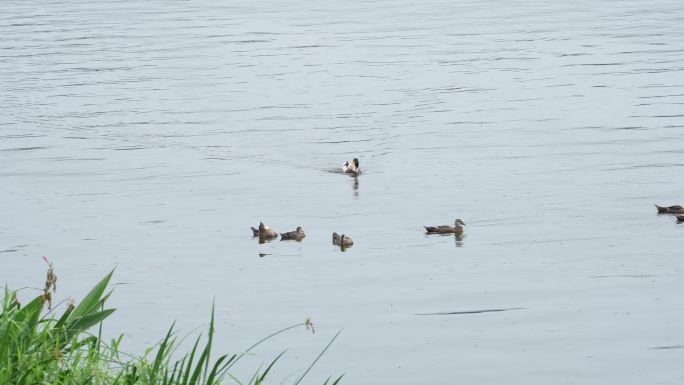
<box><xmin>2</xmin><ymin>0</ymin><xmax>684</xmax><ymax>383</ymax></box>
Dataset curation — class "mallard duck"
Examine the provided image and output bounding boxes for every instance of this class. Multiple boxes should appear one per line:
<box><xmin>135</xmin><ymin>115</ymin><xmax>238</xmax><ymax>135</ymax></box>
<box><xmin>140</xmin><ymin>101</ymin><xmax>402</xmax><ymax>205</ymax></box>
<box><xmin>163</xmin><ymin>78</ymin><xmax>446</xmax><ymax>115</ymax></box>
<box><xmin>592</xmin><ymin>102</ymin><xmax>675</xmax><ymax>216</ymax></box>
<box><xmin>424</xmin><ymin>219</ymin><xmax>466</xmax><ymax>235</ymax></box>
<box><xmin>655</xmin><ymin>205</ymin><xmax>684</xmax><ymax>214</ymax></box>
<box><xmin>677</xmin><ymin>215</ymin><xmax>684</xmax><ymax>222</ymax></box>
<box><xmin>332</xmin><ymin>232</ymin><xmax>354</xmax><ymax>247</ymax></box>
<box><xmin>342</xmin><ymin>158</ymin><xmax>360</xmax><ymax>174</ymax></box>
<box><xmin>280</xmin><ymin>227</ymin><xmax>305</xmax><ymax>241</ymax></box>
<box><xmin>250</xmin><ymin>222</ymin><xmax>278</xmax><ymax>238</ymax></box>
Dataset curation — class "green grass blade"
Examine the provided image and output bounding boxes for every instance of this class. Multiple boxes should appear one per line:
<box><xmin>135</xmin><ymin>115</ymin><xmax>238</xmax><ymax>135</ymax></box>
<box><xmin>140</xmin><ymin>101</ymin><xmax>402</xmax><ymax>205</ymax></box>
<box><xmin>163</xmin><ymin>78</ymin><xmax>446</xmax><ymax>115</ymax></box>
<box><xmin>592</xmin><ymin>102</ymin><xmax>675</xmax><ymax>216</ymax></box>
<box><xmin>255</xmin><ymin>350</ymin><xmax>286</xmax><ymax>385</ymax></box>
<box><xmin>151</xmin><ymin>322</ymin><xmax>176</xmax><ymax>381</ymax></box>
<box><xmin>225</xmin><ymin>322</ymin><xmax>304</xmax><ymax>372</ymax></box>
<box><xmin>181</xmin><ymin>334</ymin><xmax>202</xmax><ymax>385</ymax></box>
<box><xmin>188</xmin><ymin>344</ymin><xmax>210</xmax><ymax>385</ymax></box>
<box><xmin>11</xmin><ymin>295</ymin><xmax>43</xmax><ymax>326</ymax></box>
<box><xmin>66</xmin><ymin>309</ymin><xmax>116</xmax><ymax>337</ymax></box>
<box><xmin>293</xmin><ymin>330</ymin><xmax>342</xmax><ymax>385</ymax></box>
<box><xmin>205</xmin><ymin>354</ymin><xmax>231</xmax><ymax>385</ymax></box>
<box><xmin>54</xmin><ymin>301</ymin><xmax>75</xmax><ymax>329</ymax></box>
<box><xmin>67</xmin><ymin>270</ymin><xmax>113</xmax><ymax>324</ymax></box>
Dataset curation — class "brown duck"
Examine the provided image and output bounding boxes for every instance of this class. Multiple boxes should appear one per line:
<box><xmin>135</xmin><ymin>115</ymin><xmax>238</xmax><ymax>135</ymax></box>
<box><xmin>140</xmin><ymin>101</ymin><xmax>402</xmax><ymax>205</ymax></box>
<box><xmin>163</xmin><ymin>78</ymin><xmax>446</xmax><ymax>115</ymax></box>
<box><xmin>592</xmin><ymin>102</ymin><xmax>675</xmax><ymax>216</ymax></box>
<box><xmin>250</xmin><ymin>222</ymin><xmax>278</xmax><ymax>238</ymax></box>
<box><xmin>425</xmin><ymin>219</ymin><xmax>466</xmax><ymax>235</ymax></box>
<box><xmin>332</xmin><ymin>232</ymin><xmax>354</xmax><ymax>247</ymax></box>
<box><xmin>655</xmin><ymin>205</ymin><xmax>684</xmax><ymax>214</ymax></box>
<box><xmin>280</xmin><ymin>227</ymin><xmax>305</xmax><ymax>241</ymax></box>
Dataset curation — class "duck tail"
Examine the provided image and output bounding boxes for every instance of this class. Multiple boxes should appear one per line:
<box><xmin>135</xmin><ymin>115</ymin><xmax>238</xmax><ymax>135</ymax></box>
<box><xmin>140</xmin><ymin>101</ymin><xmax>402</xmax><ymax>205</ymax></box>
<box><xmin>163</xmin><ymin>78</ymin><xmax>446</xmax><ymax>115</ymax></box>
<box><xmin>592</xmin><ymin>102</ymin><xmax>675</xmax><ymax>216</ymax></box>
<box><xmin>251</xmin><ymin>227</ymin><xmax>259</xmax><ymax>236</ymax></box>
<box><xmin>656</xmin><ymin>205</ymin><xmax>667</xmax><ymax>213</ymax></box>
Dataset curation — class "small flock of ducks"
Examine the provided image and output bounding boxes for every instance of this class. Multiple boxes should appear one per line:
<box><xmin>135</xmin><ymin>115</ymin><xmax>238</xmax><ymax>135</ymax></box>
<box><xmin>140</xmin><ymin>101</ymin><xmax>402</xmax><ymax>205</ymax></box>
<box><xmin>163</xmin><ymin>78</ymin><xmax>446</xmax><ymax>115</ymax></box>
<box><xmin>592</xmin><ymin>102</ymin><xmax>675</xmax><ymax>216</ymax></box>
<box><xmin>656</xmin><ymin>205</ymin><xmax>684</xmax><ymax>222</ymax></box>
<box><xmin>250</xmin><ymin>157</ymin><xmax>467</xmax><ymax>251</ymax></box>
<box><xmin>252</xmin><ymin>159</ymin><xmax>682</xmax><ymax>252</ymax></box>
<box><xmin>251</xmin><ymin>222</ymin><xmax>306</xmax><ymax>241</ymax></box>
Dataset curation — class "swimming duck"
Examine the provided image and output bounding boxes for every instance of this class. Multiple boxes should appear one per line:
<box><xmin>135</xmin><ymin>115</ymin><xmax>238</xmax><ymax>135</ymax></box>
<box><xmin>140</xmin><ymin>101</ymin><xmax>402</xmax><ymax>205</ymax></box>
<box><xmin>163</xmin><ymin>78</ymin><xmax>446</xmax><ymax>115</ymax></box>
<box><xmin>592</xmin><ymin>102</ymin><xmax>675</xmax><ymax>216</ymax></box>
<box><xmin>342</xmin><ymin>158</ymin><xmax>360</xmax><ymax>174</ymax></box>
<box><xmin>332</xmin><ymin>232</ymin><xmax>354</xmax><ymax>247</ymax></box>
<box><xmin>424</xmin><ymin>219</ymin><xmax>466</xmax><ymax>235</ymax></box>
<box><xmin>655</xmin><ymin>205</ymin><xmax>684</xmax><ymax>214</ymax></box>
<box><xmin>250</xmin><ymin>222</ymin><xmax>278</xmax><ymax>238</ymax></box>
<box><xmin>280</xmin><ymin>227</ymin><xmax>306</xmax><ymax>241</ymax></box>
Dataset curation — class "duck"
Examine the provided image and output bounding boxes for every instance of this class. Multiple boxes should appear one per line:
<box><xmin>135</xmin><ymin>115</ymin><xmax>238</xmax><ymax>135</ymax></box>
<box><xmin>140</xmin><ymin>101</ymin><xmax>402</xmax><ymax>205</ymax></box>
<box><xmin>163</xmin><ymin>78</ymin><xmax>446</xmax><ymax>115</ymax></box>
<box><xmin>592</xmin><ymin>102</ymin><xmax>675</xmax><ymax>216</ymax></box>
<box><xmin>342</xmin><ymin>158</ymin><xmax>360</xmax><ymax>175</ymax></box>
<box><xmin>332</xmin><ymin>232</ymin><xmax>354</xmax><ymax>247</ymax></box>
<box><xmin>424</xmin><ymin>219</ymin><xmax>466</xmax><ymax>235</ymax></box>
<box><xmin>250</xmin><ymin>222</ymin><xmax>278</xmax><ymax>238</ymax></box>
<box><xmin>677</xmin><ymin>215</ymin><xmax>684</xmax><ymax>222</ymax></box>
<box><xmin>655</xmin><ymin>205</ymin><xmax>684</xmax><ymax>214</ymax></box>
<box><xmin>280</xmin><ymin>227</ymin><xmax>306</xmax><ymax>241</ymax></box>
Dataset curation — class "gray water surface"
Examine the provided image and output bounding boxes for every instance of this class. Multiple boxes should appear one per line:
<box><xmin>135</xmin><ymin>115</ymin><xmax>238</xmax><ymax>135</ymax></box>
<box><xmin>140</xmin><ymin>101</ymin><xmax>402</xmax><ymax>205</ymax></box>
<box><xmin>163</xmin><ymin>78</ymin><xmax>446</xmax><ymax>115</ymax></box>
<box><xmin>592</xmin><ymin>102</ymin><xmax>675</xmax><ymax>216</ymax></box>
<box><xmin>2</xmin><ymin>0</ymin><xmax>684</xmax><ymax>384</ymax></box>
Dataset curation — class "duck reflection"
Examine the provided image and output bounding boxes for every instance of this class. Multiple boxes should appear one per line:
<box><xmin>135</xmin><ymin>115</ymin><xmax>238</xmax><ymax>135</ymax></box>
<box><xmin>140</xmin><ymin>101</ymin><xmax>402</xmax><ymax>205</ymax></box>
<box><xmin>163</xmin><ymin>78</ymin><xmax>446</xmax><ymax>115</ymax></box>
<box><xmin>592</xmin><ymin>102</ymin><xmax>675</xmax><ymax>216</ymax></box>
<box><xmin>454</xmin><ymin>233</ymin><xmax>464</xmax><ymax>247</ymax></box>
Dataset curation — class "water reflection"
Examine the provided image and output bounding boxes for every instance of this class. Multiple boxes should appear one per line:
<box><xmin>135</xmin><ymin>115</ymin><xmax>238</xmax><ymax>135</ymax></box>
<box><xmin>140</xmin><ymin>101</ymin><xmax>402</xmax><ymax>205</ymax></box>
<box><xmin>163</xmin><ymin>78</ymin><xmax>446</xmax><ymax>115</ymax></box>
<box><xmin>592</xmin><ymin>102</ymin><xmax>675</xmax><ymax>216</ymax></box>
<box><xmin>328</xmin><ymin>168</ymin><xmax>360</xmax><ymax>198</ymax></box>
<box><xmin>455</xmin><ymin>233</ymin><xmax>464</xmax><ymax>248</ymax></box>
<box><xmin>423</xmin><ymin>233</ymin><xmax>464</xmax><ymax>247</ymax></box>
<box><xmin>255</xmin><ymin>235</ymin><xmax>276</xmax><ymax>244</ymax></box>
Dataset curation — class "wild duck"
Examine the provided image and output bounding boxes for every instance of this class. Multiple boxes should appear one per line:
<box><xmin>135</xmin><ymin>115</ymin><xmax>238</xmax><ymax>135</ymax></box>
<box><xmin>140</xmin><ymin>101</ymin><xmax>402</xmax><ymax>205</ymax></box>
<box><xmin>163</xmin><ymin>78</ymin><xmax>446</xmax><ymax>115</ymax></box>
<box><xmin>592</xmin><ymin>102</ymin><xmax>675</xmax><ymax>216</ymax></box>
<box><xmin>342</xmin><ymin>158</ymin><xmax>360</xmax><ymax>174</ymax></box>
<box><xmin>280</xmin><ymin>227</ymin><xmax>305</xmax><ymax>241</ymax></box>
<box><xmin>425</xmin><ymin>219</ymin><xmax>466</xmax><ymax>235</ymax></box>
<box><xmin>332</xmin><ymin>232</ymin><xmax>354</xmax><ymax>247</ymax></box>
<box><xmin>655</xmin><ymin>205</ymin><xmax>684</xmax><ymax>214</ymax></box>
<box><xmin>251</xmin><ymin>222</ymin><xmax>278</xmax><ymax>238</ymax></box>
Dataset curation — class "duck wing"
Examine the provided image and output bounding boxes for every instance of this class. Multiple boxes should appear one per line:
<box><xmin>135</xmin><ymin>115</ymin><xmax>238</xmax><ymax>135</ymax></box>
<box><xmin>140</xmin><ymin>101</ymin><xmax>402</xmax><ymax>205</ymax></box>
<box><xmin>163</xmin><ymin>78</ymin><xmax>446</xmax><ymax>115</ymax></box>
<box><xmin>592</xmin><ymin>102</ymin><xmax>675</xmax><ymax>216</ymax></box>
<box><xmin>425</xmin><ymin>225</ymin><xmax>453</xmax><ymax>233</ymax></box>
<box><xmin>656</xmin><ymin>204</ymin><xmax>683</xmax><ymax>212</ymax></box>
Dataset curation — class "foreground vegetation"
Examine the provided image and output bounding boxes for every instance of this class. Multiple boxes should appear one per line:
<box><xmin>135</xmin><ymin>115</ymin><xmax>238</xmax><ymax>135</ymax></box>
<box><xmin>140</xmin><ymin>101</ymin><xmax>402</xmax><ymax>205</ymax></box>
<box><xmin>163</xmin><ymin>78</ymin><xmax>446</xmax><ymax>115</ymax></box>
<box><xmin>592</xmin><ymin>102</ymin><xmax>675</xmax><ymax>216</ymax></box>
<box><xmin>0</xmin><ymin>259</ymin><xmax>342</xmax><ymax>385</ymax></box>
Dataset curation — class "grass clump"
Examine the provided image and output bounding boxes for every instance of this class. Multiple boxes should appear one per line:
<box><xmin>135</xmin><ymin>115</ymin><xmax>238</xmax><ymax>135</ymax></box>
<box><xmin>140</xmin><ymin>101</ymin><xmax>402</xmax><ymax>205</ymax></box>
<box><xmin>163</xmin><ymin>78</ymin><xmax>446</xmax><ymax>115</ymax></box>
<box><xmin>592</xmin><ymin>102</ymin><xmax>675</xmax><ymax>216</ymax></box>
<box><xmin>0</xmin><ymin>260</ymin><xmax>342</xmax><ymax>385</ymax></box>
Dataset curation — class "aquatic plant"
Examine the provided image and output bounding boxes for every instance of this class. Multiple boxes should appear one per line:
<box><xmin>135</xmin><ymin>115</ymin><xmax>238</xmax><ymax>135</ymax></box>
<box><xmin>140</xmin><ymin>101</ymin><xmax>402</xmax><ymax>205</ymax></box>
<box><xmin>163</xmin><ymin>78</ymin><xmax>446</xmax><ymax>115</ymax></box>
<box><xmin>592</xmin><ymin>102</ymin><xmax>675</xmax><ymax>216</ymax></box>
<box><xmin>0</xmin><ymin>260</ymin><xmax>342</xmax><ymax>385</ymax></box>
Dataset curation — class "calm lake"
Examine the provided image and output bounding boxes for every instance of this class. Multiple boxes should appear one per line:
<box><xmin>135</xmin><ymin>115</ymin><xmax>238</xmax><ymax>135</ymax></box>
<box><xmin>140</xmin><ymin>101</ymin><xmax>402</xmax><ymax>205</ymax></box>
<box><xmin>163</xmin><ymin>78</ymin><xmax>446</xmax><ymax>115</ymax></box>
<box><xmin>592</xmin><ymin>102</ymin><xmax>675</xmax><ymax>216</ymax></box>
<box><xmin>2</xmin><ymin>0</ymin><xmax>684</xmax><ymax>383</ymax></box>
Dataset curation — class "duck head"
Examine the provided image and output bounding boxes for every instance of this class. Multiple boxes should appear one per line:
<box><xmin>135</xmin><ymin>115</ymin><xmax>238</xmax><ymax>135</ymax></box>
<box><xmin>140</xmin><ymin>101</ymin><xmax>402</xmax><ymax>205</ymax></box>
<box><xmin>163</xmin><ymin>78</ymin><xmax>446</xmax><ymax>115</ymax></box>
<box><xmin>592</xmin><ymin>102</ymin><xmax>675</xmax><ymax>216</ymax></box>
<box><xmin>454</xmin><ymin>219</ymin><xmax>466</xmax><ymax>226</ymax></box>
